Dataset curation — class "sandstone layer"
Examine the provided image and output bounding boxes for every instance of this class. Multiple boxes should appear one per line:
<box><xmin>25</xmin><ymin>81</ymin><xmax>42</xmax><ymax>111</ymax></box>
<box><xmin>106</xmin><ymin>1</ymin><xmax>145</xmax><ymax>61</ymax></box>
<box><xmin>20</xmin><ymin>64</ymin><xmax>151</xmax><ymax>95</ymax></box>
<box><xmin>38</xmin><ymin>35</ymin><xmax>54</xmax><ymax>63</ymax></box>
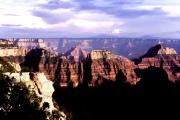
<box><xmin>12</xmin><ymin>48</ymin><xmax>139</xmax><ymax>86</ymax></box>
<box><xmin>135</xmin><ymin>44</ymin><xmax>180</xmax><ymax>82</ymax></box>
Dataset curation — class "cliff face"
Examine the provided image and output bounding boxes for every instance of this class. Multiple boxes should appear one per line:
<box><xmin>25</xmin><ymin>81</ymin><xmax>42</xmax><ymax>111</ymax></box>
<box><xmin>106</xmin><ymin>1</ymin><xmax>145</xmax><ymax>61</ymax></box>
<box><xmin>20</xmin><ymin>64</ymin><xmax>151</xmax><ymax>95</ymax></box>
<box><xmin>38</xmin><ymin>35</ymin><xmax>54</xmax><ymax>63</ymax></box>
<box><xmin>48</xmin><ymin>50</ymin><xmax>139</xmax><ymax>87</ymax></box>
<box><xmin>0</xmin><ymin>48</ymin><xmax>27</xmax><ymax>56</ymax></box>
<box><xmin>83</xmin><ymin>50</ymin><xmax>139</xmax><ymax>86</ymax></box>
<box><xmin>13</xmin><ymin>39</ymin><xmax>47</xmax><ymax>49</ymax></box>
<box><xmin>4</xmin><ymin>72</ymin><xmax>66</xmax><ymax>120</ymax></box>
<box><xmin>29</xmin><ymin>49</ymin><xmax>135</xmax><ymax>86</ymax></box>
<box><xmin>135</xmin><ymin>44</ymin><xmax>180</xmax><ymax>82</ymax></box>
<box><xmin>63</xmin><ymin>46</ymin><xmax>89</xmax><ymax>61</ymax></box>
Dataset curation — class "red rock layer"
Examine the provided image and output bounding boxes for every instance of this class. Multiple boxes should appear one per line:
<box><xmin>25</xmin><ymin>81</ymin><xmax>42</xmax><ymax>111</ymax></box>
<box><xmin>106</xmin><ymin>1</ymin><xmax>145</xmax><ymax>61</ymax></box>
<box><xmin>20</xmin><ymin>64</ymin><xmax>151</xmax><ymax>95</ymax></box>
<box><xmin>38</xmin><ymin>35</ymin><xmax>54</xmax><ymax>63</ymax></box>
<box><xmin>137</xmin><ymin>55</ymin><xmax>180</xmax><ymax>82</ymax></box>
<box><xmin>85</xmin><ymin>58</ymin><xmax>140</xmax><ymax>86</ymax></box>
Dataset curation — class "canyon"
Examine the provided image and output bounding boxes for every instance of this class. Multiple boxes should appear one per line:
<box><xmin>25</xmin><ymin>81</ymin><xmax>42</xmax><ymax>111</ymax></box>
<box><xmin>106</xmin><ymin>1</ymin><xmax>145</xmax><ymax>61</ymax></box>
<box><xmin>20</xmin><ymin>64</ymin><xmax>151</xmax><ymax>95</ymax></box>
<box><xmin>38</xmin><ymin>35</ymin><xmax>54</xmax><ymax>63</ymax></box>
<box><xmin>1</xmin><ymin>38</ymin><xmax>180</xmax><ymax>119</ymax></box>
<box><xmin>5</xmin><ymin>38</ymin><xmax>180</xmax><ymax>59</ymax></box>
<box><xmin>1</xmin><ymin>39</ymin><xmax>180</xmax><ymax>86</ymax></box>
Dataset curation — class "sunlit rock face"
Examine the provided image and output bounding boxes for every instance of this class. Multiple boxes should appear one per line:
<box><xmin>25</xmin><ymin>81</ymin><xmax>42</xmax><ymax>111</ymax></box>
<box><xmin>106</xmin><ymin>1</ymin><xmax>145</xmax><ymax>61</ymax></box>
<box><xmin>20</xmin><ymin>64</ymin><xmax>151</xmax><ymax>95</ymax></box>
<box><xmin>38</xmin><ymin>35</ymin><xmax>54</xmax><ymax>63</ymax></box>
<box><xmin>0</xmin><ymin>48</ymin><xmax>27</xmax><ymax>56</ymax></box>
<box><xmin>144</xmin><ymin>44</ymin><xmax>177</xmax><ymax>56</ymax></box>
<box><xmin>135</xmin><ymin>44</ymin><xmax>180</xmax><ymax>83</ymax></box>
<box><xmin>84</xmin><ymin>50</ymin><xmax>140</xmax><ymax>85</ymax></box>
<box><xmin>63</xmin><ymin>46</ymin><xmax>89</xmax><ymax>61</ymax></box>
<box><xmin>14</xmin><ymin>39</ymin><xmax>47</xmax><ymax>49</ymax></box>
<box><xmin>55</xmin><ymin>56</ymin><xmax>83</xmax><ymax>88</ymax></box>
<box><xmin>89</xmin><ymin>50</ymin><xmax>117</xmax><ymax>60</ymax></box>
<box><xmin>8</xmin><ymin>62</ymin><xmax>21</xmax><ymax>72</ymax></box>
<box><xmin>4</xmin><ymin>72</ymin><xmax>66</xmax><ymax>120</ymax></box>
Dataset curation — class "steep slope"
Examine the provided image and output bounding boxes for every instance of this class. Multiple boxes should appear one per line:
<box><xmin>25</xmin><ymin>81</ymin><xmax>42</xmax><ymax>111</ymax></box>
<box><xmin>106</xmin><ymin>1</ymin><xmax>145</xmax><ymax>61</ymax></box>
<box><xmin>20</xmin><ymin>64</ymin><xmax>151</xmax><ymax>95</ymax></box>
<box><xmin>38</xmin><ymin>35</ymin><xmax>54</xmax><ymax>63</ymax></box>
<box><xmin>63</xmin><ymin>46</ymin><xmax>89</xmax><ymax>61</ymax></box>
<box><xmin>134</xmin><ymin>44</ymin><xmax>180</xmax><ymax>82</ymax></box>
<box><xmin>83</xmin><ymin>50</ymin><xmax>139</xmax><ymax>86</ymax></box>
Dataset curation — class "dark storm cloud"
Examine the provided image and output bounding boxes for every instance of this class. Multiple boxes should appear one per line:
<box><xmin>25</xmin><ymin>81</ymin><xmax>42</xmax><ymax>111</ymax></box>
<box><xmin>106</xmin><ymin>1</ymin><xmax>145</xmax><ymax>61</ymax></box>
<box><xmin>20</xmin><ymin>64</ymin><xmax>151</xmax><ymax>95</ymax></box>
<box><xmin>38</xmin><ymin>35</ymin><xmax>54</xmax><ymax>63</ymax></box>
<box><xmin>1</xmin><ymin>24</ymin><xmax>22</xmax><ymax>26</ymax></box>
<box><xmin>31</xmin><ymin>10</ymin><xmax>73</xmax><ymax>24</ymax></box>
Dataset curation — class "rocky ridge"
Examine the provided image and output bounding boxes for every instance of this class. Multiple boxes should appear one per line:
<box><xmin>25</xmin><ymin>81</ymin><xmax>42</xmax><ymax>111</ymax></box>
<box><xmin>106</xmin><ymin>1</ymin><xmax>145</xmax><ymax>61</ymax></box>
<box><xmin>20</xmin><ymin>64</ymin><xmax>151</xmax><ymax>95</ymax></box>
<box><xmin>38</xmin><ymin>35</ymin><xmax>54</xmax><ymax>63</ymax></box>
<box><xmin>63</xmin><ymin>46</ymin><xmax>89</xmax><ymax>61</ymax></box>
<box><xmin>135</xmin><ymin>44</ymin><xmax>180</xmax><ymax>82</ymax></box>
<box><xmin>1</xmin><ymin>39</ymin><xmax>180</xmax><ymax>86</ymax></box>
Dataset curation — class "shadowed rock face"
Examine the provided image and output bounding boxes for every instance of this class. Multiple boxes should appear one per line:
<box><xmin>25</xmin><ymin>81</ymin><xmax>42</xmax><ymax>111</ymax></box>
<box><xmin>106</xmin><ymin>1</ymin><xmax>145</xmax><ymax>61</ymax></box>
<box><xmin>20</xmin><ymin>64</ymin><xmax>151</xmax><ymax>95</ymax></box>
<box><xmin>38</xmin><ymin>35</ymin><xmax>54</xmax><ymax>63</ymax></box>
<box><xmin>133</xmin><ymin>44</ymin><xmax>180</xmax><ymax>82</ymax></box>
<box><xmin>141</xmin><ymin>44</ymin><xmax>177</xmax><ymax>57</ymax></box>
<box><xmin>83</xmin><ymin>50</ymin><xmax>139</xmax><ymax>86</ymax></box>
<box><xmin>12</xmin><ymin>48</ymin><xmax>138</xmax><ymax>87</ymax></box>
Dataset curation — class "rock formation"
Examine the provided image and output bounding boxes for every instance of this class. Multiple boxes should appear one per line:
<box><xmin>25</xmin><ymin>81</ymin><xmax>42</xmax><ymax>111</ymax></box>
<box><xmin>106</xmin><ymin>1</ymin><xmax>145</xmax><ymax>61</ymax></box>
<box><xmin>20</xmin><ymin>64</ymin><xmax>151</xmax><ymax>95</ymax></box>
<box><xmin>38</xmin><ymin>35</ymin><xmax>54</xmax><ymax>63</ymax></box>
<box><xmin>51</xmin><ymin>50</ymin><xmax>139</xmax><ymax>87</ymax></box>
<box><xmin>83</xmin><ymin>50</ymin><xmax>139</xmax><ymax>86</ymax></box>
<box><xmin>0</xmin><ymin>39</ymin><xmax>28</xmax><ymax>56</ymax></box>
<box><xmin>4</xmin><ymin>72</ymin><xmax>66</xmax><ymax>120</ymax></box>
<box><xmin>63</xmin><ymin>46</ymin><xmax>89</xmax><ymax>61</ymax></box>
<box><xmin>13</xmin><ymin>39</ymin><xmax>47</xmax><ymax>49</ymax></box>
<box><xmin>6</xmin><ymin>38</ymin><xmax>180</xmax><ymax>59</ymax></box>
<box><xmin>135</xmin><ymin>44</ymin><xmax>180</xmax><ymax>82</ymax></box>
<box><xmin>8</xmin><ymin>62</ymin><xmax>21</xmax><ymax>72</ymax></box>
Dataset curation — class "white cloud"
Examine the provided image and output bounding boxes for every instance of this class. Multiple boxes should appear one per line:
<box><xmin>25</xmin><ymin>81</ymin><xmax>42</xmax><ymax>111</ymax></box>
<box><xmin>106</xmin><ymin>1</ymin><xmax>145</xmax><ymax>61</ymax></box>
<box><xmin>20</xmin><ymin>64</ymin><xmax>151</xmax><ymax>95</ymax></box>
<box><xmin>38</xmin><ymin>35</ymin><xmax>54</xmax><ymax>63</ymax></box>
<box><xmin>0</xmin><ymin>0</ymin><xmax>180</xmax><ymax>38</ymax></box>
<box><xmin>112</xmin><ymin>29</ymin><xmax>120</xmax><ymax>34</ymax></box>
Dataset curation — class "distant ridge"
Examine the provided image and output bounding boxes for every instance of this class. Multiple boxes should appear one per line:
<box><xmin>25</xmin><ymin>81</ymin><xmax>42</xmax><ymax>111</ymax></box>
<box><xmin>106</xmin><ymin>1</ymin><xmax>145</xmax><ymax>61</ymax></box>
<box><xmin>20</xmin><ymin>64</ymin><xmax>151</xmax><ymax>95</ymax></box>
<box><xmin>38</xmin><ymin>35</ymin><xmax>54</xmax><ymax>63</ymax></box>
<box><xmin>139</xmin><ymin>35</ymin><xmax>159</xmax><ymax>39</ymax></box>
<box><xmin>87</xmin><ymin>34</ymin><xmax>129</xmax><ymax>38</ymax></box>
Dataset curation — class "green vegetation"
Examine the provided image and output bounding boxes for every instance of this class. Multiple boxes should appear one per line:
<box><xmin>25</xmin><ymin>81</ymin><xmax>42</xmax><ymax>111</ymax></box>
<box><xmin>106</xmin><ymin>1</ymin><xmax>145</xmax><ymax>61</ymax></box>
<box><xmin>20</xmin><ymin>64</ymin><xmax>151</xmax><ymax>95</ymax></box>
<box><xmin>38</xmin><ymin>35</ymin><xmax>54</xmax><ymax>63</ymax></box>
<box><xmin>0</xmin><ymin>75</ymin><xmax>47</xmax><ymax>119</ymax></box>
<box><xmin>0</xmin><ymin>56</ymin><xmax>61</xmax><ymax>120</ymax></box>
<box><xmin>0</xmin><ymin>57</ymin><xmax>17</xmax><ymax>73</ymax></box>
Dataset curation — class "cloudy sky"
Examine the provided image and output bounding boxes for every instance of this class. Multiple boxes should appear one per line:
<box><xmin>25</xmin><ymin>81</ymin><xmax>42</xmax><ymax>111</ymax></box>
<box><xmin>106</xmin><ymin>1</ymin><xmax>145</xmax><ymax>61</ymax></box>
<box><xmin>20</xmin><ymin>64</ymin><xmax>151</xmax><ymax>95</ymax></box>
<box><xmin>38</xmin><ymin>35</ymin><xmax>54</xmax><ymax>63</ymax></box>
<box><xmin>0</xmin><ymin>0</ymin><xmax>180</xmax><ymax>38</ymax></box>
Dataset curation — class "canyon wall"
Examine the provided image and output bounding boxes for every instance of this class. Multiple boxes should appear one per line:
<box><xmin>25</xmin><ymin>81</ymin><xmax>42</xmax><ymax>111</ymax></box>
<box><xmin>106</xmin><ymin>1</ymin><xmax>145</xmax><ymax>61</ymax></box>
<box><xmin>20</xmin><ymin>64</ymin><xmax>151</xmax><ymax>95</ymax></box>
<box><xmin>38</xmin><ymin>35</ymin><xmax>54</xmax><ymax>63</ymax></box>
<box><xmin>135</xmin><ymin>44</ymin><xmax>180</xmax><ymax>82</ymax></box>
<box><xmin>46</xmin><ymin>50</ymin><xmax>140</xmax><ymax>87</ymax></box>
<box><xmin>1</xmin><ymin>39</ymin><xmax>180</xmax><ymax>87</ymax></box>
<box><xmin>0</xmin><ymin>48</ymin><xmax>27</xmax><ymax>56</ymax></box>
<box><xmin>4</xmin><ymin>72</ymin><xmax>66</xmax><ymax>120</ymax></box>
<box><xmin>5</xmin><ymin>38</ymin><xmax>180</xmax><ymax>59</ymax></box>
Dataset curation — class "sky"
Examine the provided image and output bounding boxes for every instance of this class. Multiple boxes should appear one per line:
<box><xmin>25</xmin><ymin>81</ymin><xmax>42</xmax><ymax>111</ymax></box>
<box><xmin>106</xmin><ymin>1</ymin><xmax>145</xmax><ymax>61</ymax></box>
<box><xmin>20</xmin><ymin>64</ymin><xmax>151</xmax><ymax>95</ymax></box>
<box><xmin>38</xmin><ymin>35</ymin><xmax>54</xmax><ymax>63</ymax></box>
<box><xmin>0</xmin><ymin>0</ymin><xmax>180</xmax><ymax>38</ymax></box>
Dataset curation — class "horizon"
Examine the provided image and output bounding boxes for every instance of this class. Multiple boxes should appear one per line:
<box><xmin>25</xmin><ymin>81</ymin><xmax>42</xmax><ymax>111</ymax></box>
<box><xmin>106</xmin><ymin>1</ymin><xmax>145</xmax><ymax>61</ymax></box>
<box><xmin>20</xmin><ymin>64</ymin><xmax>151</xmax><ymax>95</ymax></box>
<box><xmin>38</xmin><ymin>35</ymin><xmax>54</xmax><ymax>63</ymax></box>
<box><xmin>1</xmin><ymin>37</ymin><xmax>180</xmax><ymax>40</ymax></box>
<box><xmin>0</xmin><ymin>0</ymin><xmax>180</xmax><ymax>38</ymax></box>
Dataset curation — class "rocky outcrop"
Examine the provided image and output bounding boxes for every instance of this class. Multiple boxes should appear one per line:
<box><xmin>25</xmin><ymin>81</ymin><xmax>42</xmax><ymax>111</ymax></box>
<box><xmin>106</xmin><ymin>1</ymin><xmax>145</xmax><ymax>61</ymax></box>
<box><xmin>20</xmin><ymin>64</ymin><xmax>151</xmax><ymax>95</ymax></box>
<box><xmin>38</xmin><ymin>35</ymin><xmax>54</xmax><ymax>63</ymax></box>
<box><xmin>0</xmin><ymin>48</ymin><xmax>27</xmax><ymax>56</ymax></box>
<box><xmin>50</xmin><ymin>50</ymin><xmax>139</xmax><ymax>87</ymax></box>
<box><xmin>4</xmin><ymin>72</ymin><xmax>66</xmax><ymax>120</ymax></box>
<box><xmin>83</xmin><ymin>50</ymin><xmax>139</xmax><ymax>86</ymax></box>
<box><xmin>89</xmin><ymin>50</ymin><xmax>117</xmax><ymax>59</ymax></box>
<box><xmin>135</xmin><ymin>44</ymin><xmax>180</xmax><ymax>82</ymax></box>
<box><xmin>54</xmin><ymin>56</ymin><xmax>84</xmax><ymax>87</ymax></box>
<box><xmin>19</xmin><ymin>49</ymin><xmax>137</xmax><ymax>87</ymax></box>
<box><xmin>116</xmin><ymin>55</ymin><xmax>130</xmax><ymax>61</ymax></box>
<box><xmin>0</xmin><ymin>39</ymin><xmax>15</xmax><ymax>47</ymax></box>
<box><xmin>13</xmin><ymin>39</ymin><xmax>47</xmax><ymax>49</ymax></box>
<box><xmin>141</xmin><ymin>44</ymin><xmax>177</xmax><ymax>57</ymax></box>
<box><xmin>8</xmin><ymin>62</ymin><xmax>21</xmax><ymax>72</ymax></box>
<box><xmin>63</xmin><ymin>46</ymin><xmax>89</xmax><ymax>61</ymax></box>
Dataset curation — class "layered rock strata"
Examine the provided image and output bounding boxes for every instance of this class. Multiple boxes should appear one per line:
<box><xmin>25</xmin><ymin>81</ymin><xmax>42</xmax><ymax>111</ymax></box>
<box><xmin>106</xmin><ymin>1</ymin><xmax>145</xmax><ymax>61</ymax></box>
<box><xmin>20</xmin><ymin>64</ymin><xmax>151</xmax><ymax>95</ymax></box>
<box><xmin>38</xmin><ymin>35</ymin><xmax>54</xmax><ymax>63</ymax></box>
<box><xmin>63</xmin><ymin>46</ymin><xmax>89</xmax><ymax>61</ymax></box>
<box><xmin>83</xmin><ymin>50</ymin><xmax>139</xmax><ymax>86</ymax></box>
<box><xmin>135</xmin><ymin>44</ymin><xmax>180</xmax><ymax>82</ymax></box>
<box><xmin>51</xmin><ymin>50</ymin><xmax>140</xmax><ymax>87</ymax></box>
